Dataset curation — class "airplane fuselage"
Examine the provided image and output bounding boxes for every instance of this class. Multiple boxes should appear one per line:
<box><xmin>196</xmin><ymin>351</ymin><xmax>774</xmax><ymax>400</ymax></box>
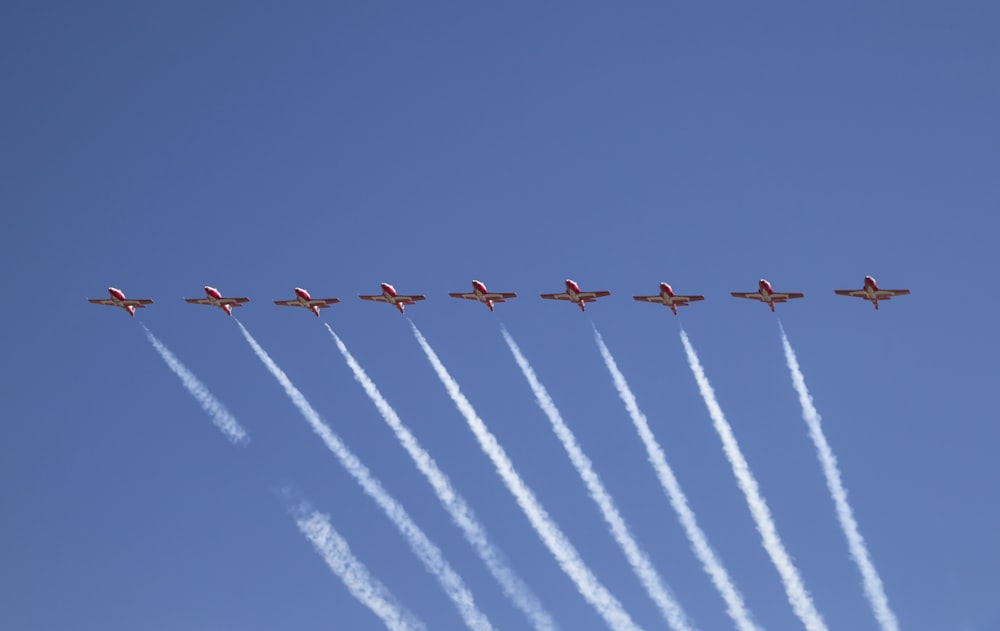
<box><xmin>863</xmin><ymin>276</ymin><xmax>881</xmax><ymax>309</ymax></box>
<box><xmin>758</xmin><ymin>280</ymin><xmax>777</xmax><ymax>310</ymax></box>
<box><xmin>471</xmin><ymin>280</ymin><xmax>494</xmax><ymax>311</ymax></box>
<box><xmin>108</xmin><ymin>287</ymin><xmax>135</xmax><ymax>315</ymax></box>
<box><xmin>204</xmin><ymin>286</ymin><xmax>224</xmax><ymax>304</ymax></box>
<box><xmin>294</xmin><ymin>287</ymin><xmax>321</xmax><ymax>316</ymax></box>
<box><xmin>203</xmin><ymin>286</ymin><xmax>233</xmax><ymax>315</ymax></box>
<box><xmin>659</xmin><ymin>283</ymin><xmax>680</xmax><ymax>314</ymax></box>
<box><xmin>294</xmin><ymin>287</ymin><xmax>314</xmax><ymax>304</ymax></box>
<box><xmin>756</xmin><ymin>280</ymin><xmax>778</xmax><ymax>311</ymax></box>
<box><xmin>380</xmin><ymin>283</ymin><xmax>407</xmax><ymax>313</ymax></box>
<box><xmin>565</xmin><ymin>280</ymin><xmax>586</xmax><ymax>311</ymax></box>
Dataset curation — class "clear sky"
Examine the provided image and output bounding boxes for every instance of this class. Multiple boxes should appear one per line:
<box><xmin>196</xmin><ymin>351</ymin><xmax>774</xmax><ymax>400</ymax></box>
<box><xmin>2</xmin><ymin>2</ymin><xmax>998</xmax><ymax>629</ymax></box>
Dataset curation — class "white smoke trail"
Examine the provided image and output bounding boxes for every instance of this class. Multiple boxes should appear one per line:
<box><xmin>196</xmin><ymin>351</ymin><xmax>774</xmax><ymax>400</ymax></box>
<box><xmin>325</xmin><ymin>324</ymin><xmax>557</xmax><ymax>631</ymax></box>
<box><xmin>504</xmin><ymin>328</ymin><xmax>694</xmax><ymax>631</ymax></box>
<box><xmin>143</xmin><ymin>326</ymin><xmax>249</xmax><ymax>445</ymax></box>
<box><xmin>779</xmin><ymin>326</ymin><xmax>899</xmax><ymax>631</ymax></box>
<box><xmin>235</xmin><ymin>321</ymin><xmax>494</xmax><ymax>631</ymax></box>
<box><xmin>590</xmin><ymin>327</ymin><xmax>760</xmax><ymax>631</ymax></box>
<box><xmin>292</xmin><ymin>500</ymin><xmax>428</xmax><ymax>631</ymax></box>
<box><xmin>410</xmin><ymin>322</ymin><xmax>640</xmax><ymax>631</ymax></box>
<box><xmin>679</xmin><ymin>330</ymin><xmax>828</xmax><ymax>631</ymax></box>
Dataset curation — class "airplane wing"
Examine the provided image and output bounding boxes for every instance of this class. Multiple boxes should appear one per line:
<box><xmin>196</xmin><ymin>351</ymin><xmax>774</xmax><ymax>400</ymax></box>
<box><xmin>635</xmin><ymin>295</ymin><xmax>704</xmax><ymax>303</ymax></box>
<box><xmin>185</xmin><ymin>298</ymin><xmax>214</xmax><ymax>305</ymax></box>
<box><xmin>731</xmin><ymin>292</ymin><xmax>765</xmax><ymax>301</ymax></box>
<box><xmin>835</xmin><ymin>289</ymin><xmax>909</xmax><ymax>299</ymax></box>
<box><xmin>396</xmin><ymin>295</ymin><xmax>426</xmax><ymax>303</ymax></box>
<box><xmin>359</xmin><ymin>295</ymin><xmax>390</xmax><ymax>303</ymax></box>
<box><xmin>771</xmin><ymin>292</ymin><xmax>805</xmax><ymax>300</ymax></box>
<box><xmin>577</xmin><ymin>291</ymin><xmax>611</xmax><ymax>300</ymax></box>
<box><xmin>540</xmin><ymin>293</ymin><xmax>573</xmax><ymax>301</ymax></box>
<box><xmin>305</xmin><ymin>299</ymin><xmax>339</xmax><ymax>308</ymax></box>
<box><xmin>88</xmin><ymin>299</ymin><xmax>116</xmax><ymax>306</ymax></box>
<box><xmin>122</xmin><ymin>299</ymin><xmax>154</xmax><ymax>306</ymax></box>
<box><xmin>449</xmin><ymin>293</ymin><xmax>479</xmax><ymax>301</ymax></box>
<box><xmin>485</xmin><ymin>292</ymin><xmax>517</xmax><ymax>300</ymax></box>
<box><xmin>273</xmin><ymin>300</ymin><xmax>302</xmax><ymax>307</ymax></box>
<box><xmin>219</xmin><ymin>297</ymin><xmax>250</xmax><ymax>305</ymax></box>
<box><xmin>834</xmin><ymin>289</ymin><xmax>867</xmax><ymax>298</ymax></box>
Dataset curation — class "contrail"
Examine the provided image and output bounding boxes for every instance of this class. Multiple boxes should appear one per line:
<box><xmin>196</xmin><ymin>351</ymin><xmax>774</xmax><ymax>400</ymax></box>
<box><xmin>235</xmin><ymin>321</ymin><xmax>494</xmax><ymax>631</ymax></box>
<box><xmin>779</xmin><ymin>326</ymin><xmax>899</xmax><ymax>631</ymax></box>
<box><xmin>291</xmin><ymin>499</ymin><xmax>428</xmax><ymax>631</ymax></box>
<box><xmin>591</xmin><ymin>327</ymin><xmax>759</xmax><ymax>631</ymax></box>
<box><xmin>143</xmin><ymin>326</ymin><xmax>249</xmax><ymax>445</ymax></box>
<box><xmin>410</xmin><ymin>322</ymin><xmax>640</xmax><ymax>631</ymax></box>
<box><xmin>504</xmin><ymin>327</ymin><xmax>694</xmax><ymax>631</ymax></box>
<box><xmin>679</xmin><ymin>330</ymin><xmax>828</xmax><ymax>631</ymax></box>
<box><xmin>325</xmin><ymin>324</ymin><xmax>558</xmax><ymax>631</ymax></box>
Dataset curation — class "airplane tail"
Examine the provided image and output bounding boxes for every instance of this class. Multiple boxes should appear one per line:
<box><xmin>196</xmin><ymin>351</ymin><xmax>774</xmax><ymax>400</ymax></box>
<box><xmin>128</xmin><ymin>306</ymin><xmax>136</xmax><ymax>317</ymax></box>
<box><xmin>578</xmin><ymin>302</ymin><xmax>586</xmax><ymax>312</ymax></box>
<box><xmin>874</xmin><ymin>300</ymin><xmax>879</xmax><ymax>311</ymax></box>
<box><xmin>224</xmin><ymin>305</ymin><xmax>233</xmax><ymax>316</ymax></box>
<box><xmin>769</xmin><ymin>303</ymin><xmax>776</xmax><ymax>313</ymax></box>
<box><xmin>487</xmin><ymin>301</ymin><xmax>495</xmax><ymax>313</ymax></box>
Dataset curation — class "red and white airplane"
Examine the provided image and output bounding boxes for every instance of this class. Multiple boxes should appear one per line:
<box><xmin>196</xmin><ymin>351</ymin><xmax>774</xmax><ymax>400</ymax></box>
<box><xmin>540</xmin><ymin>279</ymin><xmax>611</xmax><ymax>312</ymax></box>
<box><xmin>633</xmin><ymin>282</ymin><xmax>704</xmax><ymax>316</ymax></box>
<box><xmin>834</xmin><ymin>275</ymin><xmax>910</xmax><ymax>311</ymax></box>
<box><xmin>731</xmin><ymin>279</ymin><xmax>804</xmax><ymax>312</ymax></box>
<box><xmin>359</xmin><ymin>282</ymin><xmax>426</xmax><ymax>314</ymax></box>
<box><xmin>88</xmin><ymin>287</ymin><xmax>153</xmax><ymax>317</ymax></box>
<box><xmin>273</xmin><ymin>287</ymin><xmax>341</xmax><ymax>317</ymax></box>
<box><xmin>184</xmin><ymin>286</ymin><xmax>250</xmax><ymax>316</ymax></box>
<box><xmin>448</xmin><ymin>280</ymin><xmax>517</xmax><ymax>312</ymax></box>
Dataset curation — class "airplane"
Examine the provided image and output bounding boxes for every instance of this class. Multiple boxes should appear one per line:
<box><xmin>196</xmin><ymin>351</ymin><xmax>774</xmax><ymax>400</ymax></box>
<box><xmin>633</xmin><ymin>282</ymin><xmax>704</xmax><ymax>316</ymax></box>
<box><xmin>184</xmin><ymin>286</ymin><xmax>250</xmax><ymax>316</ymax></box>
<box><xmin>359</xmin><ymin>282</ymin><xmax>426</xmax><ymax>314</ymax></box>
<box><xmin>88</xmin><ymin>287</ymin><xmax>153</xmax><ymax>317</ymax></box>
<box><xmin>731</xmin><ymin>279</ymin><xmax>804</xmax><ymax>312</ymax></box>
<box><xmin>448</xmin><ymin>280</ymin><xmax>517</xmax><ymax>312</ymax></box>
<box><xmin>540</xmin><ymin>279</ymin><xmax>611</xmax><ymax>312</ymax></box>
<box><xmin>273</xmin><ymin>287</ymin><xmax>341</xmax><ymax>317</ymax></box>
<box><xmin>834</xmin><ymin>275</ymin><xmax>910</xmax><ymax>311</ymax></box>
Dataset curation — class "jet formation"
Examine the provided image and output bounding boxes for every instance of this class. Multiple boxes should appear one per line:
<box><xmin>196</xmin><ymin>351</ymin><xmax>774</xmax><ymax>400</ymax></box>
<box><xmin>88</xmin><ymin>276</ymin><xmax>910</xmax><ymax>317</ymax></box>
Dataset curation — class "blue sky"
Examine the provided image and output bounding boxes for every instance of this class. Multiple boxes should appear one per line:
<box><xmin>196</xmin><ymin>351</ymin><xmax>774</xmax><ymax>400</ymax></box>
<box><xmin>2</xmin><ymin>2</ymin><xmax>998</xmax><ymax>629</ymax></box>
